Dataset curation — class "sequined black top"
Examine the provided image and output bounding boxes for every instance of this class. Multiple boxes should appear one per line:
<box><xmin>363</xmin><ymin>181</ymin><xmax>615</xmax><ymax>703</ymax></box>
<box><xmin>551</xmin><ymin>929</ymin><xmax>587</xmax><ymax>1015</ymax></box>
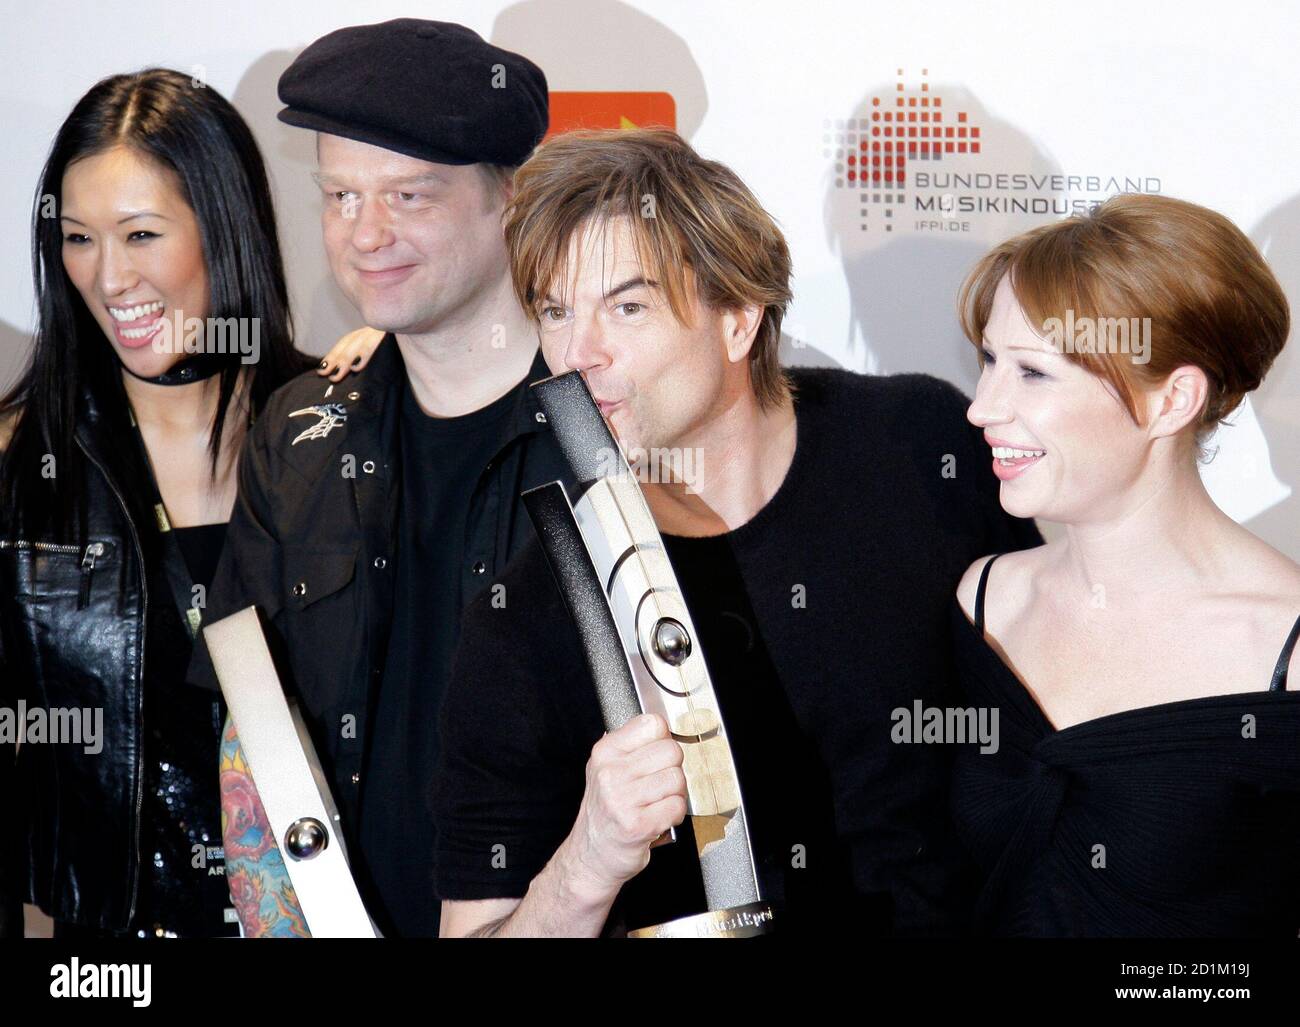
<box><xmin>129</xmin><ymin>522</ymin><xmax>235</xmax><ymax>938</ymax></box>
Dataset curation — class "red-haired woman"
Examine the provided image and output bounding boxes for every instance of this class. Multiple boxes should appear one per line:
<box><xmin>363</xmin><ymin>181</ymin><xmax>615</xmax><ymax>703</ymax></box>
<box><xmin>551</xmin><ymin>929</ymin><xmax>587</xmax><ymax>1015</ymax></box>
<box><xmin>952</xmin><ymin>193</ymin><xmax>1300</xmax><ymax>936</ymax></box>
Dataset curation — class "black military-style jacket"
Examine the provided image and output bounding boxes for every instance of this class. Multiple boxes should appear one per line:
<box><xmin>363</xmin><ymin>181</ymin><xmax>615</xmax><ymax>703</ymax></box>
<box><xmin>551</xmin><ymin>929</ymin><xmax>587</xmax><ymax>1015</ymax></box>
<box><xmin>192</xmin><ymin>336</ymin><xmax>572</xmax><ymax>846</ymax></box>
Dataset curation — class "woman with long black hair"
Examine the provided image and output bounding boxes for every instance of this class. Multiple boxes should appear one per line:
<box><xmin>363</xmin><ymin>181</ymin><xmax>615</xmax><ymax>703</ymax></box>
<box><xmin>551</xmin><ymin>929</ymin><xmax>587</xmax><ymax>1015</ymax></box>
<box><xmin>0</xmin><ymin>68</ymin><xmax>376</xmax><ymax>938</ymax></box>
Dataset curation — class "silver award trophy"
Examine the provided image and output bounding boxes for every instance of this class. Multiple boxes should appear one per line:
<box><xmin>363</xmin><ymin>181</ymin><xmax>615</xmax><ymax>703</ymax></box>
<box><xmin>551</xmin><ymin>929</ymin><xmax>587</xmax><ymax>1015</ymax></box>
<box><xmin>205</xmin><ymin>608</ymin><xmax>379</xmax><ymax>937</ymax></box>
<box><xmin>523</xmin><ymin>371</ymin><xmax>774</xmax><ymax>938</ymax></box>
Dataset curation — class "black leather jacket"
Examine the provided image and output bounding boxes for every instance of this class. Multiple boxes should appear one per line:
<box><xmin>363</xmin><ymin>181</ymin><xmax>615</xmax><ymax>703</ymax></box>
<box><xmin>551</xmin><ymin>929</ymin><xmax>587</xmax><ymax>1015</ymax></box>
<box><xmin>0</xmin><ymin>386</ymin><xmax>149</xmax><ymax>934</ymax></box>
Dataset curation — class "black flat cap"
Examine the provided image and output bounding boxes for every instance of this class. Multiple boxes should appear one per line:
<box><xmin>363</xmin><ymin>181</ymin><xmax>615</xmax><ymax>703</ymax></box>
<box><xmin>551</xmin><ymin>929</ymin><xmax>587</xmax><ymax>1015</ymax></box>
<box><xmin>278</xmin><ymin>18</ymin><xmax>548</xmax><ymax>166</ymax></box>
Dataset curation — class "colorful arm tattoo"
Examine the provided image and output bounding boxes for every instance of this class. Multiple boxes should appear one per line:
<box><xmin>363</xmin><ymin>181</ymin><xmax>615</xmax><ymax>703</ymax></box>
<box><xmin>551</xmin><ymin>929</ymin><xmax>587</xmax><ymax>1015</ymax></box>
<box><xmin>219</xmin><ymin>715</ymin><xmax>311</xmax><ymax>937</ymax></box>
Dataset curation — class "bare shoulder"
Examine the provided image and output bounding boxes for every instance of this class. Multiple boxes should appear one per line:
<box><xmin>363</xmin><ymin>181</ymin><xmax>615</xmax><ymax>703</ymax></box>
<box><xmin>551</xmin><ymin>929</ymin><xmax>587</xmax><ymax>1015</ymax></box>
<box><xmin>1229</xmin><ymin>527</ymin><xmax>1300</xmax><ymax>599</ymax></box>
<box><xmin>1212</xmin><ymin>527</ymin><xmax>1300</xmax><ymax>682</ymax></box>
<box><xmin>1251</xmin><ymin>544</ymin><xmax>1300</xmax><ymax>688</ymax></box>
<box><xmin>1249</xmin><ymin>536</ymin><xmax>1300</xmax><ymax>641</ymax></box>
<box><xmin>1262</xmin><ymin>545</ymin><xmax>1300</xmax><ymax>593</ymax></box>
<box><xmin>956</xmin><ymin>544</ymin><xmax>1048</xmax><ymax>622</ymax></box>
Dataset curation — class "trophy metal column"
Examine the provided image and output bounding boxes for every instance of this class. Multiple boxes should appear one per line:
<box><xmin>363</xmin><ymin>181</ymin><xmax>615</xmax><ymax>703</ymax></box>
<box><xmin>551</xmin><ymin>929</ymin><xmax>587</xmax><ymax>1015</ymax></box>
<box><xmin>524</xmin><ymin>371</ymin><xmax>774</xmax><ymax>938</ymax></box>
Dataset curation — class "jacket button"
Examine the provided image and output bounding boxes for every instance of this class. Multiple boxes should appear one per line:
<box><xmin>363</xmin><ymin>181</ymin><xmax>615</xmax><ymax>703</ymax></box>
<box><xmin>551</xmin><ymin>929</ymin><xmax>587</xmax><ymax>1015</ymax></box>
<box><xmin>292</xmin><ymin>582</ymin><xmax>307</xmax><ymax>597</ymax></box>
<box><xmin>373</xmin><ymin>557</ymin><xmax>387</xmax><ymax>570</ymax></box>
<box><xmin>471</xmin><ymin>560</ymin><xmax>486</xmax><ymax>575</ymax></box>
<box><xmin>351</xmin><ymin>772</ymin><xmax>360</xmax><ymax>785</ymax></box>
<box><xmin>348</xmin><ymin>391</ymin><xmax>361</xmax><ymax>401</ymax></box>
<box><xmin>362</xmin><ymin>460</ymin><xmax>376</xmax><ymax>474</ymax></box>
<box><xmin>534</xmin><ymin>411</ymin><xmax>547</xmax><ymax>423</ymax></box>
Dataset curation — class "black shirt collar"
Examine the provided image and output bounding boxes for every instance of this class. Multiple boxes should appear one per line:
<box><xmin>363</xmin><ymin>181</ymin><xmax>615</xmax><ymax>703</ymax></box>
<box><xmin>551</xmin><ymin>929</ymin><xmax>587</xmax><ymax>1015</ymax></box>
<box><xmin>351</xmin><ymin>334</ymin><xmax>554</xmax><ymax>453</ymax></box>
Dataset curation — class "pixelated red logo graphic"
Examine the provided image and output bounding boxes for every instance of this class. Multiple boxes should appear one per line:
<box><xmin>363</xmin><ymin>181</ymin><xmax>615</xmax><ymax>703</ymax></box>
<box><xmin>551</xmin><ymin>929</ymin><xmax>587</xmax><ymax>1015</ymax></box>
<box><xmin>545</xmin><ymin>92</ymin><xmax>677</xmax><ymax>139</ymax></box>
<box><xmin>828</xmin><ymin>69</ymin><xmax>983</xmax><ymax>232</ymax></box>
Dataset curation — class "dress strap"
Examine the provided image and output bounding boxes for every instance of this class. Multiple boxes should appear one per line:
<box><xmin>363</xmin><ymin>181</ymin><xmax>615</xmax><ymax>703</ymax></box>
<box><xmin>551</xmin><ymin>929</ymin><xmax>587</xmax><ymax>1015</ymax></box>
<box><xmin>974</xmin><ymin>553</ymin><xmax>1005</xmax><ymax>637</ymax></box>
<box><xmin>1268</xmin><ymin>612</ymin><xmax>1300</xmax><ymax>692</ymax></box>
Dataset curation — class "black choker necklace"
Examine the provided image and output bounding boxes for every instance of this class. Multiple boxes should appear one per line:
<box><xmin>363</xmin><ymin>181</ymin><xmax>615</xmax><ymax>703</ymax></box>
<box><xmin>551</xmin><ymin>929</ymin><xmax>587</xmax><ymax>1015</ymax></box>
<box><xmin>121</xmin><ymin>353</ymin><xmax>226</xmax><ymax>386</ymax></box>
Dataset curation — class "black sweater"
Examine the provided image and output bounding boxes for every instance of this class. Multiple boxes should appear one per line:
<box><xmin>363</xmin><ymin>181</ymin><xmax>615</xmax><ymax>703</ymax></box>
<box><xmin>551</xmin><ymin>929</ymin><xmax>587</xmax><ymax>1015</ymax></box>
<box><xmin>432</xmin><ymin>367</ymin><xmax>1042</xmax><ymax>935</ymax></box>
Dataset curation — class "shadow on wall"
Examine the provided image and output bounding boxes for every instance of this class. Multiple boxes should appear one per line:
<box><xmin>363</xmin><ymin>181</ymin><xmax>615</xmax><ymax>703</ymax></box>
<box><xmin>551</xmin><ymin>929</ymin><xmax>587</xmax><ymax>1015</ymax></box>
<box><xmin>824</xmin><ymin>84</ymin><xmax>1063</xmax><ymax>397</ymax></box>
<box><xmin>491</xmin><ymin>0</ymin><xmax>709</xmax><ymax>138</ymax></box>
<box><xmin>821</xmin><ymin>84</ymin><xmax>1296</xmax><ymax>558</ymax></box>
<box><xmin>495</xmin><ymin>0</ymin><xmax>843</xmax><ymax>372</ymax></box>
<box><xmin>1243</xmin><ymin>193</ymin><xmax>1300</xmax><ymax>557</ymax></box>
<box><xmin>0</xmin><ymin>318</ymin><xmax>29</xmax><ymax>396</ymax></box>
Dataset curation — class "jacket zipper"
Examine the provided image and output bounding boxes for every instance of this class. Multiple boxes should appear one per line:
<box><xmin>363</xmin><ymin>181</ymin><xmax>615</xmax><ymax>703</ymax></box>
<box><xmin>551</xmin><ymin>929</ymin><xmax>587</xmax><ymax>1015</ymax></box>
<box><xmin>0</xmin><ymin>539</ymin><xmax>109</xmax><ymax>610</ymax></box>
<box><xmin>0</xmin><ymin>540</ymin><xmax>83</xmax><ymax>552</ymax></box>
<box><xmin>78</xmin><ymin>543</ymin><xmax>105</xmax><ymax>608</ymax></box>
<box><xmin>74</xmin><ymin>436</ymin><xmax>147</xmax><ymax>927</ymax></box>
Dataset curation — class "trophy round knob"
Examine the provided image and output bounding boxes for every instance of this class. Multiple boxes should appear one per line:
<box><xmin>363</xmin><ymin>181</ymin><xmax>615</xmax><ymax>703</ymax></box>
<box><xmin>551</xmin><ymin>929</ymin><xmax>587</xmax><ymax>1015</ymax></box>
<box><xmin>284</xmin><ymin>817</ymin><xmax>329</xmax><ymax>860</ymax></box>
<box><xmin>652</xmin><ymin>618</ymin><xmax>692</xmax><ymax>666</ymax></box>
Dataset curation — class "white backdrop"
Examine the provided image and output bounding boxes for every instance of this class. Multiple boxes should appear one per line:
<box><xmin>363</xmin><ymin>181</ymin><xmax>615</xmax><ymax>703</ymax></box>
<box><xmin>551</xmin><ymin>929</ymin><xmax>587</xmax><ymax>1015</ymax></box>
<box><xmin>1</xmin><ymin>0</ymin><xmax>1297</xmax><ymax>556</ymax></box>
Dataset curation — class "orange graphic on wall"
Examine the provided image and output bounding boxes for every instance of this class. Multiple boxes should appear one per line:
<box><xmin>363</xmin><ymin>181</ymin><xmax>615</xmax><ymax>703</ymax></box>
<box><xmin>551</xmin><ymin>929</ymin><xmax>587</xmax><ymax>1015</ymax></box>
<box><xmin>545</xmin><ymin>92</ymin><xmax>677</xmax><ymax>139</ymax></box>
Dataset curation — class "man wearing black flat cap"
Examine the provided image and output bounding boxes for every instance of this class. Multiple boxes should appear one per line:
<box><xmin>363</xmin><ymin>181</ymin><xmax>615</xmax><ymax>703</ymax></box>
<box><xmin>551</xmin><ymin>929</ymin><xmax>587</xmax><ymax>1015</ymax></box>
<box><xmin>194</xmin><ymin>19</ymin><xmax>571</xmax><ymax>938</ymax></box>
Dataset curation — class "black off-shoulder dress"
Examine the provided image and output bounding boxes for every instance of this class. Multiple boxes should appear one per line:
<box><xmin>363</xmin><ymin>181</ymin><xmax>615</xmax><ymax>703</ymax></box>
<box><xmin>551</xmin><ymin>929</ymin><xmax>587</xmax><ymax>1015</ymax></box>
<box><xmin>950</xmin><ymin>552</ymin><xmax>1300</xmax><ymax>937</ymax></box>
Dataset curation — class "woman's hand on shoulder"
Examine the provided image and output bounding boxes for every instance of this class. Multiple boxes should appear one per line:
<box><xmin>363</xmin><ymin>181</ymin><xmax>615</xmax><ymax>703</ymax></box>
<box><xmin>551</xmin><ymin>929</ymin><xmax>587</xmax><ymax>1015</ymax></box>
<box><xmin>317</xmin><ymin>327</ymin><xmax>386</xmax><ymax>382</ymax></box>
<box><xmin>0</xmin><ymin>409</ymin><xmax>20</xmax><ymax>452</ymax></box>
